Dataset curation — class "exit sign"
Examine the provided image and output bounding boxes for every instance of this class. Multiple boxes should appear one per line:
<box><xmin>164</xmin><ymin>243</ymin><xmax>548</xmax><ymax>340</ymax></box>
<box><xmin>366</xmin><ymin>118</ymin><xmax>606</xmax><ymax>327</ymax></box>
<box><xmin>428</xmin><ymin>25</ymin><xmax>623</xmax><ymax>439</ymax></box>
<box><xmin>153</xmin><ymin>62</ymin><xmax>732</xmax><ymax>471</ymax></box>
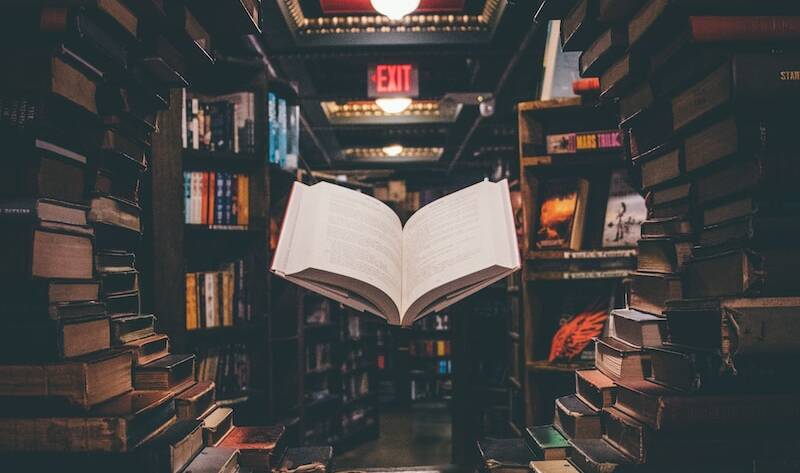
<box><xmin>368</xmin><ymin>64</ymin><xmax>419</xmax><ymax>98</ymax></box>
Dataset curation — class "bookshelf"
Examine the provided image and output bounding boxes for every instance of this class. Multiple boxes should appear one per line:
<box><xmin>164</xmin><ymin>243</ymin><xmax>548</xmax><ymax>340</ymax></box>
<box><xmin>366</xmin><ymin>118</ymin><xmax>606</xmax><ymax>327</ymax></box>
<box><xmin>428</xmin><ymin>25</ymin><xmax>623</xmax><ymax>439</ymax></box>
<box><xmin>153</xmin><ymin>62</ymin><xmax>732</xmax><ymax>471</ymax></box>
<box><xmin>516</xmin><ymin>97</ymin><xmax>640</xmax><ymax>425</ymax></box>
<box><xmin>408</xmin><ymin>314</ymin><xmax>453</xmax><ymax>402</ymax></box>
<box><xmin>147</xmin><ymin>54</ymin><xmax>295</xmax><ymax>424</ymax></box>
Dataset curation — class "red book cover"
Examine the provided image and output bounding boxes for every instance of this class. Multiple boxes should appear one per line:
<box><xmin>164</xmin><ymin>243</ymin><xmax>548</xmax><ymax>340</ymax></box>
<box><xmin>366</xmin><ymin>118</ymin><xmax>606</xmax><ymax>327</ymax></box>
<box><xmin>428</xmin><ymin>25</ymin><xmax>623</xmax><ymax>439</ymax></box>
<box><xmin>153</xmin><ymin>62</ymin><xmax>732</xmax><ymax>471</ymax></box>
<box><xmin>573</xmin><ymin>78</ymin><xmax>600</xmax><ymax>95</ymax></box>
<box><xmin>201</xmin><ymin>172</ymin><xmax>208</xmax><ymax>225</ymax></box>
<box><xmin>689</xmin><ymin>16</ymin><xmax>800</xmax><ymax>42</ymax></box>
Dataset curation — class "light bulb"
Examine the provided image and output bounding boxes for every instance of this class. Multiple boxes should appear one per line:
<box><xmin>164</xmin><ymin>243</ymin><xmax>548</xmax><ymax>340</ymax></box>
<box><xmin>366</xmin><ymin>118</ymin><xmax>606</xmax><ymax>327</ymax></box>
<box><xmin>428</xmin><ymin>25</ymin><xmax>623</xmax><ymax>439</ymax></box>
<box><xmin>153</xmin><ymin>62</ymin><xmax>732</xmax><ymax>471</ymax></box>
<box><xmin>370</xmin><ymin>0</ymin><xmax>421</xmax><ymax>20</ymax></box>
<box><xmin>375</xmin><ymin>97</ymin><xmax>412</xmax><ymax>114</ymax></box>
<box><xmin>382</xmin><ymin>145</ymin><xmax>404</xmax><ymax>157</ymax></box>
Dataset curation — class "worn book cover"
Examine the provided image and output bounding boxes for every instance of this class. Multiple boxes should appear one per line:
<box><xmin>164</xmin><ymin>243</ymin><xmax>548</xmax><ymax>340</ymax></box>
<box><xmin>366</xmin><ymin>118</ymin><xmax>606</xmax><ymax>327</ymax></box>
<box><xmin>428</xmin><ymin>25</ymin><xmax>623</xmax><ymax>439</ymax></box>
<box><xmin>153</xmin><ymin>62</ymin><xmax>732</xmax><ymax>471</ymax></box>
<box><xmin>535</xmin><ymin>178</ymin><xmax>589</xmax><ymax>250</ymax></box>
<box><xmin>602</xmin><ymin>170</ymin><xmax>645</xmax><ymax>248</ymax></box>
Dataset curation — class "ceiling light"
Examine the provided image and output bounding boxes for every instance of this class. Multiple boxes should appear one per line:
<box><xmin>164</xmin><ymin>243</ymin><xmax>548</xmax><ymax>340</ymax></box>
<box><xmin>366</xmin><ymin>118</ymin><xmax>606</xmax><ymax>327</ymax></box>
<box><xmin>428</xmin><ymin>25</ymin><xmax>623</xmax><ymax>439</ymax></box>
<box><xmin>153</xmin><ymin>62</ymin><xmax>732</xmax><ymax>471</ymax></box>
<box><xmin>382</xmin><ymin>145</ymin><xmax>404</xmax><ymax>157</ymax></box>
<box><xmin>370</xmin><ymin>0</ymin><xmax>421</xmax><ymax>20</ymax></box>
<box><xmin>375</xmin><ymin>97</ymin><xmax>412</xmax><ymax>114</ymax></box>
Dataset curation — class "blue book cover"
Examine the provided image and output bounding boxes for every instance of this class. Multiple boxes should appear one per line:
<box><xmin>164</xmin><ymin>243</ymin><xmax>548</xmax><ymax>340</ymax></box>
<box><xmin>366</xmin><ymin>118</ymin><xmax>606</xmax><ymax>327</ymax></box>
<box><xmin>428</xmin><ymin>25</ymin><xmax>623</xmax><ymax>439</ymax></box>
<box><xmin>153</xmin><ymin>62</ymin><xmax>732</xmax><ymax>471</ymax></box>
<box><xmin>225</xmin><ymin>172</ymin><xmax>233</xmax><ymax>225</ymax></box>
<box><xmin>215</xmin><ymin>172</ymin><xmax>224</xmax><ymax>225</ymax></box>
<box><xmin>268</xmin><ymin>92</ymin><xmax>277</xmax><ymax>164</ymax></box>
<box><xmin>278</xmin><ymin>98</ymin><xmax>287</xmax><ymax>169</ymax></box>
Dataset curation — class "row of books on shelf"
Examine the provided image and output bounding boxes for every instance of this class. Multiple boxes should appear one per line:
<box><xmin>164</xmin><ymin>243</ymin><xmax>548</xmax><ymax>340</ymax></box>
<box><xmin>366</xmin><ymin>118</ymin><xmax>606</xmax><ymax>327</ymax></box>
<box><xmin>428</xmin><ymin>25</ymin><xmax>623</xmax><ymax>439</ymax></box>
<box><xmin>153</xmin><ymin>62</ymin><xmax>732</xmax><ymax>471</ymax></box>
<box><xmin>183</xmin><ymin>171</ymin><xmax>249</xmax><ymax>226</ymax></box>
<box><xmin>185</xmin><ymin>259</ymin><xmax>253</xmax><ymax>330</ymax></box>
<box><xmin>409</xmin><ymin>339</ymin><xmax>451</xmax><ymax>357</ymax></box>
<box><xmin>306</xmin><ymin>342</ymin><xmax>332</xmax><ymax>373</ymax></box>
<box><xmin>182</xmin><ymin>91</ymin><xmax>256</xmax><ymax>154</ymax></box>
<box><xmin>267</xmin><ymin>91</ymin><xmax>299</xmax><ymax>171</ymax></box>
<box><xmin>529</xmin><ymin>169</ymin><xmax>646</xmax><ymax>253</ymax></box>
<box><xmin>533</xmin><ymin>128</ymin><xmax>623</xmax><ymax>156</ymax></box>
<box><xmin>413</xmin><ymin>313</ymin><xmax>450</xmax><ymax>331</ymax></box>
<box><xmin>410</xmin><ymin>378</ymin><xmax>452</xmax><ymax>401</ymax></box>
<box><xmin>196</xmin><ymin>344</ymin><xmax>252</xmax><ymax>401</ymax></box>
<box><xmin>342</xmin><ymin>372</ymin><xmax>370</xmax><ymax>403</ymax></box>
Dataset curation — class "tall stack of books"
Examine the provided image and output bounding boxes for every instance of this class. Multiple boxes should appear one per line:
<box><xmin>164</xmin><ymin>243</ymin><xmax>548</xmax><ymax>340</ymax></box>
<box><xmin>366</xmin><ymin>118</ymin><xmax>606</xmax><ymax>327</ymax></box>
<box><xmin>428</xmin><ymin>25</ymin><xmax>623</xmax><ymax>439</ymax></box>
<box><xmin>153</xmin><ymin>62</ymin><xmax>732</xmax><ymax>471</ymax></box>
<box><xmin>525</xmin><ymin>1</ymin><xmax>800</xmax><ymax>471</ymax></box>
<box><xmin>0</xmin><ymin>2</ymin><xmax>273</xmax><ymax>472</ymax></box>
<box><xmin>0</xmin><ymin>1</ymin><xmax>192</xmax><ymax>471</ymax></box>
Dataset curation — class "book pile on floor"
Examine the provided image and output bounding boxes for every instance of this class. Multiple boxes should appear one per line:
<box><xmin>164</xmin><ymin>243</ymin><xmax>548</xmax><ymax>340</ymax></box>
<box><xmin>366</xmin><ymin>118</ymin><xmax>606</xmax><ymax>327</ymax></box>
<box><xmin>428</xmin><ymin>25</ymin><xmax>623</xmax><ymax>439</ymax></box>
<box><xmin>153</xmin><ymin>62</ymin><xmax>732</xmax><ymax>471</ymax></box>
<box><xmin>518</xmin><ymin>0</ymin><xmax>800</xmax><ymax>472</ymax></box>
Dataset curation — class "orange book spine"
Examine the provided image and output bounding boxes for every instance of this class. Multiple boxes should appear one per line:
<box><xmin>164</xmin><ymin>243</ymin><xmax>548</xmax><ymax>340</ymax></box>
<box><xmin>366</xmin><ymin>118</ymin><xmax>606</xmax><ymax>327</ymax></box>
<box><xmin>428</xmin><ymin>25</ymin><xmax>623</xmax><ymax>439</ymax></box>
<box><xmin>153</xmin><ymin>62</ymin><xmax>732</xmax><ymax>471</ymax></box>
<box><xmin>208</xmin><ymin>172</ymin><xmax>216</xmax><ymax>225</ymax></box>
<box><xmin>573</xmin><ymin>78</ymin><xmax>600</xmax><ymax>95</ymax></box>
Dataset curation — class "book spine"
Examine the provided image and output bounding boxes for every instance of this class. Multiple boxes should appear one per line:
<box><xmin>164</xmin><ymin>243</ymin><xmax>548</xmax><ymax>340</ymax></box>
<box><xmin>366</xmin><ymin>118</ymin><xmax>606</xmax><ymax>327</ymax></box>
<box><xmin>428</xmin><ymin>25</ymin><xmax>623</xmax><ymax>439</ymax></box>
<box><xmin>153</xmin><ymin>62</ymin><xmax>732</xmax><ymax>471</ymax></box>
<box><xmin>0</xmin><ymin>200</ymin><xmax>38</xmax><ymax>221</ymax></box>
<box><xmin>205</xmin><ymin>272</ymin><xmax>214</xmax><ymax>328</ymax></box>
<box><xmin>231</xmin><ymin>174</ymin><xmax>239</xmax><ymax>226</ymax></box>
<box><xmin>185</xmin><ymin>273</ymin><xmax>197</xmax><ymax>330</ymax></box>
<box><xmin>689</xmin><ymin>16</ymin><xmax>800</xmax><ymax>42</ymax></box>
<box><xmin>225</xmin><ymin>173</ymin><xmax>233</xmax><ymax>225</ymax></box>
<box><xmin>0</xmin><ymin>417</ymin><xmax>124</xmax><ymax>452</ymax></box>
<box><xmin>191</xmin><ymin>98</ymin><xmax>199</xmax><ymax>150</ymax></box>
<box><xmin>181</xmin><ymin>88</ymin><xmax>187</xmax><ymax>149</ymax></box>
<box><xmin>198</xmin><ymin>273</ymin><xmax>206</xmax><ymax>329</ymax></box>
<box><xmin>183</xmin><ymin>173</ymin><xmax>191</xmax><ymax>224</ymax></box>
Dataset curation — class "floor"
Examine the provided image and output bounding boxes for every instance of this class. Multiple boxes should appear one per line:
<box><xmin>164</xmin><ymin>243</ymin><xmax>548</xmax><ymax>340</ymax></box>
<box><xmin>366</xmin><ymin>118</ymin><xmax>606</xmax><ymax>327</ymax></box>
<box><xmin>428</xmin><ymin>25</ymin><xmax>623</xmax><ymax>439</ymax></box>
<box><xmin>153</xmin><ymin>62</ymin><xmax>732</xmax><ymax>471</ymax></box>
<box><xmin>335</xmin><ymin>402</ymin><xmax>453</xmax><ymax>470</ymax></box>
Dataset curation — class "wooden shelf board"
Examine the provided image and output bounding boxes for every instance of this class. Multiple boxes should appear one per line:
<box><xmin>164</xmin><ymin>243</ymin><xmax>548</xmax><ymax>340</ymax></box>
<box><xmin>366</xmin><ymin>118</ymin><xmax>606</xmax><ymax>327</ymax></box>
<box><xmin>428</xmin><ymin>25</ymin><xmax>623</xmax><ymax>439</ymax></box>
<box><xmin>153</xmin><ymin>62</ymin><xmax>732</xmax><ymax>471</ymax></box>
<box><xmin>518</xmin><ymin>97</ymin><xmax>582</xmax><ymax>113</ymax></box>
<box><xmin>526</xmin><ymin>268</ymin><xmax>633</xmax><ymax>281</ymax></box>
<box><xmin>185</xmin><ymin>322</ymin><xmax>266</xmax><ymax>343</ymax></box>
<box><xmin>217</xmin><ymin>394</ymin><xmax>251</xmax><ymax>407</ymax></box>
<box><xmin>185</xmin><ymin>224</ymin><xmax>253</xmax><ymax>232</ymax></box>
<box><xmin>526</xmin><ymin>360</ymin><xmax>593</xmax><ymax>373</ymax></box>
<box><xmin>183</xmin><ymin>149</ymin><xmax>260</xmax><ymax>169</ymax></box>
<box><xmin>520</xmin><ymin>151</ymin><xmax>624</xmax><ymax>168</ymax></box>
<box><xmin>526</xmin><ymin>249</ymin><xmax>638</xmax><ymax>261</ymax></box>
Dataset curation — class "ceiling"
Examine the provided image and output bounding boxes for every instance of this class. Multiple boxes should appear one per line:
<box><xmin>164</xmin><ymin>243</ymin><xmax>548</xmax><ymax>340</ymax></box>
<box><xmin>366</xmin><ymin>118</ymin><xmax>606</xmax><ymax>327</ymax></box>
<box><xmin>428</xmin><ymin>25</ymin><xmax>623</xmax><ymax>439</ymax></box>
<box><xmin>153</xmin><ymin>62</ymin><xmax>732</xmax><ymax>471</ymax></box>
<box><xmin>261</xmin><ymin>0</ymin><xmax>547</xmax><ymax>187</ymax></box>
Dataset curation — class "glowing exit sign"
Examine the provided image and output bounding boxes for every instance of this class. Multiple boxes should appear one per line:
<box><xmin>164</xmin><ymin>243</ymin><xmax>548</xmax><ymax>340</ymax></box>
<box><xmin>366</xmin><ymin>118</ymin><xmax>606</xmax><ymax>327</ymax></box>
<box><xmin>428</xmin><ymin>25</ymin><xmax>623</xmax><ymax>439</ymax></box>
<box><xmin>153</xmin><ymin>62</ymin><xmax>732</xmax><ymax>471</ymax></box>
<box><xmin>368</xmin><ymin>64</ymin><xmax>419</xmax><ymax>98</ymax></box>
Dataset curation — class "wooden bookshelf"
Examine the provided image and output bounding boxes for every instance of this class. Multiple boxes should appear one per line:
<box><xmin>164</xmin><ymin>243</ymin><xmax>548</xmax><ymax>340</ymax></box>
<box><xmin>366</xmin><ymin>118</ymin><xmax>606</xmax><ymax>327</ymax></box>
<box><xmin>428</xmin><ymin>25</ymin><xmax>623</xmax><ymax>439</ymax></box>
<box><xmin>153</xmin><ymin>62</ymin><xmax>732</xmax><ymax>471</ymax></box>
<box><xmin>517</xmin><ymin>97</ymin><xmax>637</xmax><ymax>425</ymax></box>
<box><xmin>146</xmin><ymin>56</ymin><xmax>274</xmax><ymax>423</ymax></box>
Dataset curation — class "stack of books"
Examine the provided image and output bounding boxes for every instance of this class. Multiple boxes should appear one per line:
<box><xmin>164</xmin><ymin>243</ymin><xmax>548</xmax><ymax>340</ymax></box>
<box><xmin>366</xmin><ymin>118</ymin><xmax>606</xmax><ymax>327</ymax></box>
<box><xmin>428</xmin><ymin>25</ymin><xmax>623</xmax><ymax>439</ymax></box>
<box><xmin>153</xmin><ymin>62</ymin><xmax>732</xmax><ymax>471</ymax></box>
<box><xmin>0</xmin><ymin>3</ymin><xmax>299</xmax><ymax>473</ymax></box>
<box><xmin>524</xmin><ymin>1</ymin><xmax>800</xmax><ymax>471</ymax></box>
<box><xmin>0</xmin><ymin>1</ymin><xmax>199</xmax><ymax>471</ymax></box>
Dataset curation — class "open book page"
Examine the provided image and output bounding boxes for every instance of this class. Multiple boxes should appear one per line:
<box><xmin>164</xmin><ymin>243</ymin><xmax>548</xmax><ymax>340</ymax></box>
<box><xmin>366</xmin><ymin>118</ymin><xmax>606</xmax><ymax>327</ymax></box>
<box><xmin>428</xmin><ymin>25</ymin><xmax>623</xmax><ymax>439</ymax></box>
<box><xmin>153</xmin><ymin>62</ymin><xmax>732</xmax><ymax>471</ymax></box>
<box><xmin>401</xmin><ymin>179</ymin><xmax>520</xmax><ymax>324</ymax></box>
<box><xmin>272</xmin><ymin>182</ymin><xmax>404</xmax><ymax>323</ymax></box>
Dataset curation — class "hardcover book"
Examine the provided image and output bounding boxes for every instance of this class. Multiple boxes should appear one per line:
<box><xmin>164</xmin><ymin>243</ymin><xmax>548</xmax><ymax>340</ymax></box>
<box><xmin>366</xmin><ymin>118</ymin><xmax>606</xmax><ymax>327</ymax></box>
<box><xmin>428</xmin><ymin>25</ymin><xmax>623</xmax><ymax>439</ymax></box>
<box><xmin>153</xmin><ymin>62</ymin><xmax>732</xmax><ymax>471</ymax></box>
<box><xmin>217</xmin><ymin>425</ymin><xmax>286</xmax><ymax>471</ymax></box>
<box><xmin>554</xmin><ymin>394</ymin><xmax>602</xmax><ymax>439</ymax></box>
<box><xmin>0</xmin><ymin>349</ymin><xmax>132</xmax><ymax>408</ymax></box>
<box><xmin>575</xmin><ymin>369</ymin><xmax>617</xmax><ymax>411</ymax></box>
<box><xmin>602</xmin><ymin>170</ymin><xmax>645</xmax><ymax>248</ymax></box>
<box><xmin>534</xmin><ymin>178</ymin><xmax>589</xmax><ymax>251</ymax></box>
<box><xmin>477</xmin><ymin>438</ymin><xmax>535</xmax><ymax>472</ymax></box>
<box><xmin>525</xmin><ymin>425</ymin><xmax>570</xmax><ymax>460</ymax></box>
<box><xmin>0</xmin><ymin>390</ymin><xmax>175</xmax><ymax>453</ymax></box>
<box><xmin>271</xmin><ymin>180</ymin><xmax>520</xmax><ymax>326</ymax></box>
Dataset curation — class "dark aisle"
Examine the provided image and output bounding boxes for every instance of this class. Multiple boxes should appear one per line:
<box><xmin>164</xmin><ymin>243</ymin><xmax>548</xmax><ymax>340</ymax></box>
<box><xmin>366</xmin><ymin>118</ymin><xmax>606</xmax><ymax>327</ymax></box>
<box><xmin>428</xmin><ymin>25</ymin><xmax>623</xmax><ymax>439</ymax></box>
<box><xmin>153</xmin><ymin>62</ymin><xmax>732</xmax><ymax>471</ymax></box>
<box><xmin>335</xmin><ymin>402</ymin><xmax>453</xmax><ymax>469</ymax></box>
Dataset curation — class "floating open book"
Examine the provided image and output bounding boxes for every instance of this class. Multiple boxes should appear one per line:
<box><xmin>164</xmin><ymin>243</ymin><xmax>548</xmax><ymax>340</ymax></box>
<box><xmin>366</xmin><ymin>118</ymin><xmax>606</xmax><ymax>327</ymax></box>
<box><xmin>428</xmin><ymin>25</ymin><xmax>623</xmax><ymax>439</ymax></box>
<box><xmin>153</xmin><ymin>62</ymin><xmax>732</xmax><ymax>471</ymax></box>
<box><xmin>271</xmin><ymin>179</ymin><xmax>521</xmax><ymax>326</ymax></box>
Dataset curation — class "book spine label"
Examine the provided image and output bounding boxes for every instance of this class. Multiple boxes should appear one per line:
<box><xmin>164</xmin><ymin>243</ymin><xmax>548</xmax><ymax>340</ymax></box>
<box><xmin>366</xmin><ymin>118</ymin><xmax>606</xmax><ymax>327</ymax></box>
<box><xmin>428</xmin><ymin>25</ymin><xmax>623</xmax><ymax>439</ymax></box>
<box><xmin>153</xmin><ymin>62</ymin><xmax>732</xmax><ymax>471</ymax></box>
<box><xmin>0</xmin><ymin>200</ymin><xmax>38</xmax><ymax>221</ymax></box>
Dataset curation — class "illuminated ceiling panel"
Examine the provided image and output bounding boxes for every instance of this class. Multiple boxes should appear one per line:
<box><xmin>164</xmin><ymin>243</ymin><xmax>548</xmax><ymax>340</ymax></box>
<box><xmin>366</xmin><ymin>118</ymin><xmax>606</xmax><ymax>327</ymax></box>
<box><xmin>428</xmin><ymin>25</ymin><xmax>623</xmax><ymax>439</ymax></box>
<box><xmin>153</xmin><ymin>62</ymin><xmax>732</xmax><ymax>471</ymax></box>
<box><xmin>319</xmin><ymin>0</ymin><xmax>465</xmax><ymax>15</ymax></box>
<box><xmin>278</xmin><ymin>0</ymin><xmax>505</xmax><ymax>46</ymax></box>
<box><xmin>321</xmin><ymin>100</ymin><xmax>462</xmax><ymax>125</ymax></box>
<box><xmin>344</xmin><ymin>147</ymin><xmax>444</xmax><ymax>162</ymax></box>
